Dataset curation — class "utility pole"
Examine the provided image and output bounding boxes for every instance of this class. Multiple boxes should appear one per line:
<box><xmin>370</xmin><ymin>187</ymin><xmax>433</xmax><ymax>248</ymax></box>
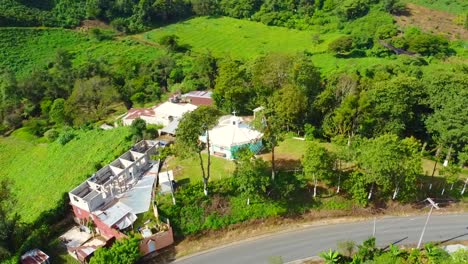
<box><xmin>372</xmin><ymin>217</ymin><xmax>376</xmax><ymax>237</ymax></box>
<box><xmin>417</xmin><ymin>198</ymin><xmax>440</xmax><ymax>248</ymax></box>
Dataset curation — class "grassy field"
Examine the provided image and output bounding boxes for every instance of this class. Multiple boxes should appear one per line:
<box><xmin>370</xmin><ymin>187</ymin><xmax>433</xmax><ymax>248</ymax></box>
<box><xmin>0</xmin><ymin>28</ymin><xmax>163</xmax><ymax>78</ymax></box>
<box><xmin>404</xmin><ymin>0</ymin><xmax>468</xmax><ymax>15</ymax></box>
<box><xmin>0</xmin><ymin>127</ymin><xmax>133</xmax><ymax>222</ymax></box>
<box><xmin>166</xmin><ymin>154</ymin><xmax>236</xmax><ymax>185</ymax></box>
<box><xmin>144</xmin><ymin>16</ymin><xmax>343</xmax><ymax>60</ymax></box>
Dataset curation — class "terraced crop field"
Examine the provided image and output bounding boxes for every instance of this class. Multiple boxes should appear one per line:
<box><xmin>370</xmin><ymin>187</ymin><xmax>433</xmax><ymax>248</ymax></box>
<box><xmin>144</xmin><ymin>16</ymin><xmax>343</xmax><ymax>59</ymax></box>
<box><xmin>0</xmin><ymin>127</ymin><xmax>132</xmax><ymax>222</ymax></box>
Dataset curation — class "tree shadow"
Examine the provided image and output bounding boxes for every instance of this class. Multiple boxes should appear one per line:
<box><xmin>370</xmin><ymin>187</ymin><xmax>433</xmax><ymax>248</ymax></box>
<box><xmin>275</xmin><ymin>158</ymin><xmax>302</xmax><ymax>170</ymax></box>
<box><xmin>137</xmin><ymin>245</ymin><xmax>177</xmax><ymax>263</ymax></box>
<box><xmin>382</xmin><ymin>237</ymin><xmax>408</xmax><ymax>250</ymax></box>
<box><xmin>436</xmin><ymin>231</ymin><xmax>468</xmax><ymax>245</ymax></box>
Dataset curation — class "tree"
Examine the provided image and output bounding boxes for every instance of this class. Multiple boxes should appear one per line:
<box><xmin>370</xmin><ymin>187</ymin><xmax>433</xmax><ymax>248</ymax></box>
<box><xmin>356</xmin><ymin>134</ymin><xmax>421</xmax><ymax>201</ymax></box>
<box><xmin>336</xmin><ymin>0</ymin><xmax>370</xmax><ymax>21</ymax></box>
<box><xmin>365</xmin><ymin>76</ymin><xmax>426</xmax><ymax>137</ymax></box>
<box><xmin>212</xmin><ymin>58</ymin><xmax>252</xmax><ymax>114</ymax></box>
<box><xmin>149</xmin><ymin>55</ymin><xmax>176</xmax><ymax>93</ymax></box>
<box><xmin>382</xmin><ymin>0</ymin><xmax>405</xmax><ymax>14</ymax></box>
<box><xmin>233</xmin><ymin>149</ymin><xmax>269</xmax><ymax>205</ymax></box>
<box><xmin>252</xmin><ymin>106</ymin><xmax>283</xmax><ymax>181</ymax></box>
<box><xmin>176</xmin><ymin>106</ymin><xmax>221</xmax><ymax>195</ymax></box>
<box><xmin>251</xmin><ymin>53</ymin><xmax>293</xmax><ymax>105</ymax></box>
<box><xmin>272</xmin><ymin>85</ymin><xmax>308</xmax><ymax>132</ymax></box>
<box><xmin>219</xmin><ymin>0</ymin><xmax>260</xmax><ymax>18</ymax></box>
<box><xmin>65</xmin><ymin>76</ymin><xmax>119</xmax><ymax>125</ymax></box>
<box><xmin>440</xmin><ymin>165</ymin><xmax>461</xmax><ymax>193</ymax></box>
<box><xmin>191</xmin><ymin>0</ymin><xmax>219</xmax><ymax>16</ymax></box>
<box><xmin>302</xmin><ymin>142</ymin><xmax>335</xmax><ymax>198</ymax></box>
<box><xmin>90</xmin><ymin>237</ymin><xmax>141</xmax><ymax>264</ymax></box>
<box><xmin>328</xmin><ymin>36</ymin><xmax>353</xmax><ymax>54</ymax></box>
<box><xmin>425</xmin><ymin>72</ymin><xmax>468</xmax><ymax>167</ymax></box>
<box><xmin>130</xmin><ymin>118</ymin><xmax>146</xmax><ymax>142</ymax></box>
<box><xmin>49</xmin><ymin>98</ymin><xmax>66</xmax><ymax>125</ymax></box>
<box><xmin>159</xmin><ymin>34</ymin><xmax>181</xmax><ymax>52</ymax></box>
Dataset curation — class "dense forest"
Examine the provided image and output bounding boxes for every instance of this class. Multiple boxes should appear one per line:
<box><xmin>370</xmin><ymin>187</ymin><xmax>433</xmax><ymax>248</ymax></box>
<box><xmin>0</xmin><ymin>0</ymin><xmax>467</xmax><ymax>263</ymax></box>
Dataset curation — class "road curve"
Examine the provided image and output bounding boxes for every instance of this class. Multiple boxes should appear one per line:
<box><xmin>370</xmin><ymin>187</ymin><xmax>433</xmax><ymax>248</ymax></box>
<box><xmin>174</xmin><ymin>213</ymin><xmax>468</xmax><ymax>264</ymax></box>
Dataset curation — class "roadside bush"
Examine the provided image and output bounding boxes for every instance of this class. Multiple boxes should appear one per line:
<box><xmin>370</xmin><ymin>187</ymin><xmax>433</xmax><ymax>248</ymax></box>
<box><xmin>158</xmin><ymin>179</ymin><xmax>286</xmax><ymax>236</ymax></box>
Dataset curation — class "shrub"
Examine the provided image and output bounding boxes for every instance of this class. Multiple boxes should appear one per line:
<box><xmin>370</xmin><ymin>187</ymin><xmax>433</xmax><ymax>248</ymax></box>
<box><xmin>329</xmin><ymin>36</ymin><xmax>353</xmax><ymax>54</ymax></box>
<box><xmin>406</xmin><ymin>33</ymin><xmax>449</xmax><ymax>56</ymax></box>
<box><xmin>336</xmin><ymin>0</ymin><xmax>371</xmax><ymax>21</ymax></box>
<box><xmin>57</xmin><ymin>127</ymin><xmax>76</xmax><ymax>145</ymax></box>
<box><xmin>44</xmin><ymin>129</ymin><xmax>59</xmax><ymax>142</ymax></box>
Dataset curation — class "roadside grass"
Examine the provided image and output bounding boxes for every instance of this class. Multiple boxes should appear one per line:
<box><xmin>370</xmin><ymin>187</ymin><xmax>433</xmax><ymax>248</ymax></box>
<box><xmin>166</xmin><ymin>154</ymin><xmax>235</xmax><ymax>185</ymax></box>
<box><xmin>0</xmin><ymin>28</ymin><xmax>163</xmax><ymax>78</ymax></box>
<box><xmin>0</xmin><ymin>127</ymin><xmax>133</xmax><ymax>222</ymax></box>
<box><xmin>402</xmin><ymin>0</ymin><xmax>468</xmax><ymax>15</ymax></box>
<box><xmin>144</xmin><ymin>16</ymin><xmax>343</xmax><ymax>60</ymax></box>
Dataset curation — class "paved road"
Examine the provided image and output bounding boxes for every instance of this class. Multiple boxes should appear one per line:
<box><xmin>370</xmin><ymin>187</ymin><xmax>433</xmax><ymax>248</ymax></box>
<box><xmin>174</xmin><ymin>213</ymin><xmax>468</xmax><ymax>264</ymax></box>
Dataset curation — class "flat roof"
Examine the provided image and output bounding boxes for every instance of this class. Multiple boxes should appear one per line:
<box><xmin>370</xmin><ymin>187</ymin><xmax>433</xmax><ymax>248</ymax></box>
<box><xmin>95</xmin><ymin>202</ymin><xmax>133</xmax><ymax>227</ymax></box>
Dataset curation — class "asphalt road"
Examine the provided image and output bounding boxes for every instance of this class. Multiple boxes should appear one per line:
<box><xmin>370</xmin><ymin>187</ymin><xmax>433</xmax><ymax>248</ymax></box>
<box><xmin>174</xmin><ymin>213</ymin><xmax>468</xmax><ymax>264</ymax></box>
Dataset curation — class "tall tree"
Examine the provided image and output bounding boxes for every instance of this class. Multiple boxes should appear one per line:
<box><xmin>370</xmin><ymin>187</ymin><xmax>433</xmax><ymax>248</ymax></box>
<box><xmin>424</xmin><ymin>72</ymin><xmax>468</xmax><ymax>166</ymax></box>
<box><xmin>302</xmin><ymin>142</ymin><xmax>336</xmax><ymax>198</ymax></box>
<box><xmin>176</xmin><ymin>106</ymin><xmax>221</xmax><ymax>195</ymax></box>
<box><xmin>212</xmin><ymin>58</ymin><xmax>252</xmax><ymax>114</ymax></box>
<box><xmin>252</xmin><ymin>106</ymin><xmax>283</xmax><ymax>180</ymax></box>
<box><xmin>356</xmin><ymin>134</ymin><xmax>421</xmax><ymax>201</ymax></box>
<box><xmin>65</xmin><ymin>76</ymin><xmax>119</xmax><ymax>125</ymax></box>
<box><xmin>233</xmin><ymin>148</ymin><xmax>269</xmax><ymax>205</ymax></box>
<box><xmin>272</xmin><ymin>85</ymin><xmax>308</xmax><ymax>132</ymax></box>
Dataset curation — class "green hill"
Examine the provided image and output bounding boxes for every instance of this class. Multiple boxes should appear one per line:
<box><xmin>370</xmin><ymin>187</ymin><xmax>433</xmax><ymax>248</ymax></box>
<box><xmin>0</xmin><ymin>127</ymin><xmax>132</xmax><ymax>222</ymax></box>
<box><xmin>0</xmin><ymin>28</ymin><xmax>163</xmax><ymax>78</ymax></box>
<box><xmin>144</xmin><ymin>16</ymin><xmax>343</xmax><ymax>60</ymax></box>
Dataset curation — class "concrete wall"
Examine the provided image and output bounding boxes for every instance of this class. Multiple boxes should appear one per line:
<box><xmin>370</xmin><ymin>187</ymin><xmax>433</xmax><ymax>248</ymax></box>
<box><xmin>72</xmin><ymin>204</ymin><xmax>91</xmax><ymax>222</ymax></box>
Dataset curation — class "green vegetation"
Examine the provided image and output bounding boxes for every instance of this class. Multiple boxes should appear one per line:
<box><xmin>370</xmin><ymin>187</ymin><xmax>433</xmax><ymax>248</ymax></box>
<box><xmin>403</xmin><ymin>0</ymin><xmax>468</xmax><ymax>15</ymax></box>
<box><xmin>320</xmin><ymin>237</ymin><xmax>468</xmax><ymax>264</ymax></box>
<box><xmin>145</xmin><ymin>16</ymin><xmax>342</xmax><ymax>59</ymax></box>
<box><xmin>168</xmin><ymin>154</ymin><xmax>235</xmax><ymax>184</ymax></box>
<box><xmin>90</xmin><ymin>237</ymin><xmax>141</xmax><ymax>264</ymax></box>
<box><xmin>0</xmin><ymin>28</ymin><xmax>163</xmax><ymax>78</ymax></box>
<box><xmin>1</xmin><ymin>0</ymin><xmax>467</xmax><ymax>263</ymax></box>
<box><xmin>0</xmin><ymin>127</ymin><xmax>132</xmax><ymax>222</ymax></box>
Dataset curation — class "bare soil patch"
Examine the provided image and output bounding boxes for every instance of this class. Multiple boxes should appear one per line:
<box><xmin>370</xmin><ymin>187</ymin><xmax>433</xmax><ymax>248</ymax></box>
<box><xmin>395</xmin><ymin>3</ymin><xmax>467</xmax><ymax>40</ymax></box>
<box><xmin>76</xmin><ymin>19</ymin><xmax>113</xmax><ymax>31</ymax></box>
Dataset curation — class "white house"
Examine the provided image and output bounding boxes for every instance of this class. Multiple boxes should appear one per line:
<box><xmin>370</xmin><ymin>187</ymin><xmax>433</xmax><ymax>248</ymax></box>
<box><xmin>199</xmin><ymin>115</ymin><xmax>263</xmax><ymax>160</ymax></box>
<box><xmin>122</xmin><ymin>102</ymin><xmax>197</xmax><ymax>127</ymax></box>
